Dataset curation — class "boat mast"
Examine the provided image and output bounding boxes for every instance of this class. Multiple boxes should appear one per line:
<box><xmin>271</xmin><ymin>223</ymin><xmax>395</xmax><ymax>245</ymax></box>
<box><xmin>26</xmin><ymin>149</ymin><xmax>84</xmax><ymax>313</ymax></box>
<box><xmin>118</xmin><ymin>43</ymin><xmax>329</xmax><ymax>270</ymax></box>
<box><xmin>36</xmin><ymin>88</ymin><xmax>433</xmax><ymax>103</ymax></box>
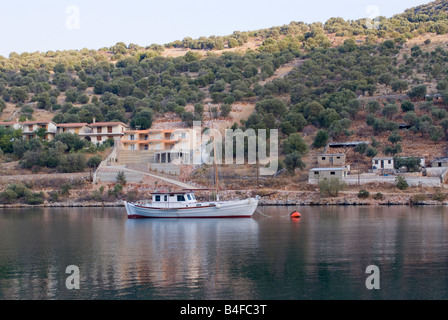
<box><xmin>209</xmin><ymin>103</ymin><xmax>220</xmax><ymax>201</ymax></box>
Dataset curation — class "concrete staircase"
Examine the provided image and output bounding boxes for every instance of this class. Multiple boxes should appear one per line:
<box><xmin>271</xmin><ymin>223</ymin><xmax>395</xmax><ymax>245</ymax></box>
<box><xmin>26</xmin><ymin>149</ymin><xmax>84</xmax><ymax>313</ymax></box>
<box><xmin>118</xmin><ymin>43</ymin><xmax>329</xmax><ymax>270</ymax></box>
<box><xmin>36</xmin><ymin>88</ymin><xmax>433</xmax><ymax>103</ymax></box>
<box><xmin>94</xmin><ymin>147</ymin><xmax>199</xmax><ymax>189</ymax></box>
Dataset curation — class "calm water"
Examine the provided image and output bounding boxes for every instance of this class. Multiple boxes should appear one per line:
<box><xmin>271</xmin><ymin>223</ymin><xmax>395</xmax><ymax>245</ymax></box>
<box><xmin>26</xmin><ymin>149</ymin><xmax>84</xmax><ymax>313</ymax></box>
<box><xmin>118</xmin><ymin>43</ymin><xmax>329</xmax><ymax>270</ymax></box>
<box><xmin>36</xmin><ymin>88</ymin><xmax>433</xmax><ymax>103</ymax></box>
<box><xmin>0</xmin><ymin>205</ymin><xmax>447</xmax><ymax>300</ymax></box>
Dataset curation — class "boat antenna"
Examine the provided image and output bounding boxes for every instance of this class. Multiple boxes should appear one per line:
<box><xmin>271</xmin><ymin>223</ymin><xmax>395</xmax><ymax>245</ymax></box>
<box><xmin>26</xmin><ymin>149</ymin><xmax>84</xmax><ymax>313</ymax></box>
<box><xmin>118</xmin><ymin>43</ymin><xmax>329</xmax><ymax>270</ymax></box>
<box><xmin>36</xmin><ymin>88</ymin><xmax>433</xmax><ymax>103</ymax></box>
<box><xmin>208</xmin><ymin>102</ymin><xmax>220</xmax><ymax>201</ymax></box>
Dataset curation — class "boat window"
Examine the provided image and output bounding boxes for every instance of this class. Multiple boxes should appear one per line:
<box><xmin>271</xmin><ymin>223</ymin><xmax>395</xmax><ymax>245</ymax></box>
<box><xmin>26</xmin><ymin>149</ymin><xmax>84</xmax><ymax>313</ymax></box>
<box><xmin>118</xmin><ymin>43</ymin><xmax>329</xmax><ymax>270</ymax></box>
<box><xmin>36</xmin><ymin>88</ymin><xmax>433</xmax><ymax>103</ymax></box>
<box><xmin>191</xmin><ymin>194</ymin><xmax>195</xmax><ymax>200</ymax></box>
<box><xmin>177</xmin><ymin>195</ymin><xmax>185</xmax><ymax>201</ymax></box>
<box><xmin>155</xmin><ymin>195</ymin><xmax>161</xmax><ymax>202</ymax></box>
<box><xmin>164</xmin><ymin>195</ymin><xmax>168</xmax><ymax>201</ymax></box>
<box><xmin>186</xmin><ymin>194</ymin><xmax>191</xmax><ymax>200</ymax></box>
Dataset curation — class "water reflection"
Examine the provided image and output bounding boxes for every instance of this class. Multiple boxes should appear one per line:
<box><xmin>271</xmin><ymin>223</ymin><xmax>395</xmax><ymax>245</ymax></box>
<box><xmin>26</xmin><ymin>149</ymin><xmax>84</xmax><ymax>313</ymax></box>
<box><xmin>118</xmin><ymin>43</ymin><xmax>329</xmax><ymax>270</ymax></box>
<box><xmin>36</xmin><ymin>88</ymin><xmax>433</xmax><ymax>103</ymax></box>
<box><xmin>121</xmin><ymin>218</ymin><xmax>260</xmax><ymax>299</ymax></box>
<box><xmin>0</xmin><ymin>206</ymin><xmax>447</xmax><ymax>299</ymax></box>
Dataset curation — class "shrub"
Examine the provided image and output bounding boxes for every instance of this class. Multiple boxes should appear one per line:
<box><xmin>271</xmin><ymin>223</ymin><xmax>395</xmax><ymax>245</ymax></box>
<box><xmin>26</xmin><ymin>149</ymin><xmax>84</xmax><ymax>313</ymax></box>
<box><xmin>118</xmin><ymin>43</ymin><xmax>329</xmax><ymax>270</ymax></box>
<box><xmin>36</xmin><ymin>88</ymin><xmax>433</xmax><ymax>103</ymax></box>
<box><xmin>58</xmin><ymin>153</ymin><xmax>87</xmax><ymax>173</ymax></box>
<box><xmin>7</xmin><ymin>184</ymin><xmax>32</xmax><ymax>198</ymax></box>
<box><xmin>220</xmin><ymin>104</ymin><xmax>232</xmax><ymax>117</ymax></box>
<box><xmin>116</xmin><ymin>171</ymin><xmax>127</xmax><ymax>185</ymax></box>
<box><xmin>61</xmin><ymin>183</ymin><xmax>72</xmax><ymax>197</ymax></box>
<box><xmin>0</xmin><ymin>190</ymin><xmax>18</xmax><ymax>204</ymax></box>
<box><xmin>48</xmin><ymin>191</ymin><xmax>59</xmax><ymax>202</ymax></box>
<box><xmin>412</xmin><ymin>194</ymin><xmax>427</xmax><ymax>203</ymax></box>
<box><xmin>312</xmin><ymin>130</ymin><xmax>329</xmax><ymax>148</ymax></box>
<box><xmin>358</xmin><ymin>189</ymin><xmax>370</xmax><ymax>199</ymax></box>
<box><xmin>372</xmin><ymin>192</ymin><xmax>383</xmax><ymax>200</ymax></box>
<box><xmin>431</xmin><ymin>190</ymin><xmax>446</xmax><ymax>203</ymax></box>
<box><xmin>24</xmin><ymin>192</ymin><xmax>44</xmax><ymax>205</ymax></box>
<box><xmin>87</xmin><ymin>155</ymin><xmax>103</xmax><ymax>168</ymax></box>
<box><xmin>319</xmin><ymin>178</ymin><xmax>346</xmax><ymax>197</ymax></box>
<box><xmin>396</xmin><ymin>176</ymin><xmax>408</xmax><ymax>190</ymax></box>
<box><xmin>365</xmin><ymin>147</ymin><xmax>378</xmax><ymax>158</ymax></box>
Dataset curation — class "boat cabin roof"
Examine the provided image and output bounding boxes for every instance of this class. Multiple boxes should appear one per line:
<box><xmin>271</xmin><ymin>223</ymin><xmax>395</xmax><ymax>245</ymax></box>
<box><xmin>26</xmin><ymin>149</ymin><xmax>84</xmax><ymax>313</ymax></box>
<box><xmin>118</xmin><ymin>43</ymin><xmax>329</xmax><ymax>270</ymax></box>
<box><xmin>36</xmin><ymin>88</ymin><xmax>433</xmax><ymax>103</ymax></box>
<box><xmin>151</xmin><ymin>191</ymin><xmax>192</xmax><ymax>195</ymax></box>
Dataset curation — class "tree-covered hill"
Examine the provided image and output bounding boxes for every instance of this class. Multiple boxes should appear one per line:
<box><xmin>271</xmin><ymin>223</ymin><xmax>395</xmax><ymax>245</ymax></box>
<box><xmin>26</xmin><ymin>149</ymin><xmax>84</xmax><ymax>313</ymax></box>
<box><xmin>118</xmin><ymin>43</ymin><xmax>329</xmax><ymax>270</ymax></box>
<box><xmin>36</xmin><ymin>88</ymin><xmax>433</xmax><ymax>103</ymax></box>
<box><xmin>2</xmin><ymin>0</ymin><xmax>448</xmax><ymax>176</ymax></box>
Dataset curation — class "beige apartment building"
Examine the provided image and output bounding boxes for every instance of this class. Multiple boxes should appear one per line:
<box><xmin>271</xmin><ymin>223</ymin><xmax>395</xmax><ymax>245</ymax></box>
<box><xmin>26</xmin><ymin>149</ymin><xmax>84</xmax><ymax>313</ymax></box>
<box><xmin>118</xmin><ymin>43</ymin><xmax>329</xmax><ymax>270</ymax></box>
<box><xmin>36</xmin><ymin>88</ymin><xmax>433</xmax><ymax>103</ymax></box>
<box><xmin>21</xmin><ymin>121</ymin><xmax>58</xmax><ymax>141</ymax></box>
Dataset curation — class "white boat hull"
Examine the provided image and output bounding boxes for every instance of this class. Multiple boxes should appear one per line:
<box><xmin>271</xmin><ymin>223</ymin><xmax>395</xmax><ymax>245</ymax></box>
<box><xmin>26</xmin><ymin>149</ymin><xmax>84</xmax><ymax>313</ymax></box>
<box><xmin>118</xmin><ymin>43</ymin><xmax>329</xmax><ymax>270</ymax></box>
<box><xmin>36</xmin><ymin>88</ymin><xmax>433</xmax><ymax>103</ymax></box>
<box><xmin>124</xmin><ymin>198</ymin><xmax>259</xmax><ymax>219</ymax></box>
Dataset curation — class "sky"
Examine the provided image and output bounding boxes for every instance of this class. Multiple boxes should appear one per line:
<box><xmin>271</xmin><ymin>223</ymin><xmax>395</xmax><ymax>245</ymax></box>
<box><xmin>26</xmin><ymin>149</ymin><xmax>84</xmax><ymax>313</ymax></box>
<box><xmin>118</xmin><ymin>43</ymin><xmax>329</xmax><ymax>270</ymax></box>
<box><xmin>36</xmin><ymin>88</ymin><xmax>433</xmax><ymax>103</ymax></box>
<box><xmin>0</xmin><ymin>0</ymin><xmax>433</xmax><ymax>57</ymax></box>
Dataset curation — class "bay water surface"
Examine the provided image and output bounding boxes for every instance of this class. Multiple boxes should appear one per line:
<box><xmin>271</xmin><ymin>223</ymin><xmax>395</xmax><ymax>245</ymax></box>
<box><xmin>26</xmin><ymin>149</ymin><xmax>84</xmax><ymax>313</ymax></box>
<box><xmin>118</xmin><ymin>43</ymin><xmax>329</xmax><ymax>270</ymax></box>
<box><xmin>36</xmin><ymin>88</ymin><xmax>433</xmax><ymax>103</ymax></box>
<box><xmin>0</xmin><ymin>205</ymin><xmax>447</xmax><ymax>300</ymax></box>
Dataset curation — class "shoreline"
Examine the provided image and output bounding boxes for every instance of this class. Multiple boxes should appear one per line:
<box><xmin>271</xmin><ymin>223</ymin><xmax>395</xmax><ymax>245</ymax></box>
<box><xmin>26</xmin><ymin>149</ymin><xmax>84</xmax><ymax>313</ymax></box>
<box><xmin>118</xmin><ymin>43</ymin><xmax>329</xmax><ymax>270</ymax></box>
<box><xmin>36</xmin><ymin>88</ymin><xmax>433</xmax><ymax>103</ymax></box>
<box><xmin>0</xmin><ymin>199</ymin><xmax>447</xmax><ymax>208</ymax></box>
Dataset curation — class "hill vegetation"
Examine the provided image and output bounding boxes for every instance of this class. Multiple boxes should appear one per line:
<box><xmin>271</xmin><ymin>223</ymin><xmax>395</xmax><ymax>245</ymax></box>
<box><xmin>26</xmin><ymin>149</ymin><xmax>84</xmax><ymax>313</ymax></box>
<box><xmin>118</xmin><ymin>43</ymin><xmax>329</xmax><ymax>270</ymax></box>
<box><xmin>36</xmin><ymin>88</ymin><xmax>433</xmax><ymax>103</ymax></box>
<box><xmin>2</xmin><ymin>0</ymin><xmax>448</xmax><ymax>183</ymax></box>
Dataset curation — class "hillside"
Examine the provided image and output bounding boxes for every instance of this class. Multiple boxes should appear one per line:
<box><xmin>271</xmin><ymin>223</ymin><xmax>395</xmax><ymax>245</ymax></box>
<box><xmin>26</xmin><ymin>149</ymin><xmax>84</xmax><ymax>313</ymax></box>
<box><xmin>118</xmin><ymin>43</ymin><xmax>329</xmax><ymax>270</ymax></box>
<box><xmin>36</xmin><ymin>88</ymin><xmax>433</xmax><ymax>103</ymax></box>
<box><xmin>2</xmin><ymin>0</ymin><xmax>448</xmax><ymax>194</ymax></box>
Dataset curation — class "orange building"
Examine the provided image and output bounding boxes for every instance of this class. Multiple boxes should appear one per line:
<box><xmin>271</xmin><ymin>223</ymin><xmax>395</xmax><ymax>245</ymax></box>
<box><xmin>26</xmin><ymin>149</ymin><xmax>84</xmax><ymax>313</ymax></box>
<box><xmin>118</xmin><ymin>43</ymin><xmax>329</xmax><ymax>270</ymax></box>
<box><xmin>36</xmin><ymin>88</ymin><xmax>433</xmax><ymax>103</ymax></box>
<box><xmin>121</xmin><ymin>128</ymin><xmax>190</xmax><ymax>152</ymax></box>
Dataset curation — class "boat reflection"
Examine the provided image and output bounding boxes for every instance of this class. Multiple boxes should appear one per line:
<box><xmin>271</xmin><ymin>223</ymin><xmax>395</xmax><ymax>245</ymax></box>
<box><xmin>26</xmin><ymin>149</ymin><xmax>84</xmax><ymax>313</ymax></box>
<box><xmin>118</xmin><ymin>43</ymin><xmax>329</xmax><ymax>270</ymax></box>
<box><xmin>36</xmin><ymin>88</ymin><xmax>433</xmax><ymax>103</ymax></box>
<box><xmin>120</xmin><ymin>218</ymin><xmax>260</xmax><ymax>298</ymax></box>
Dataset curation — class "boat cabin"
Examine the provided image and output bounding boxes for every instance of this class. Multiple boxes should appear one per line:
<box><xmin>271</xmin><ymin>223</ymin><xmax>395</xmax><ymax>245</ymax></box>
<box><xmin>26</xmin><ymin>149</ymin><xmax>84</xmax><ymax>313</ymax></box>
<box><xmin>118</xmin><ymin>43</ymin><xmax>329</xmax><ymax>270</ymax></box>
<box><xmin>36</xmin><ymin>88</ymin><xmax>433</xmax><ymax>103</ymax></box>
<box><xmin>151</xmin><ymin>192</ymin><xmax>197</xmax><ymax>207</ymax></box>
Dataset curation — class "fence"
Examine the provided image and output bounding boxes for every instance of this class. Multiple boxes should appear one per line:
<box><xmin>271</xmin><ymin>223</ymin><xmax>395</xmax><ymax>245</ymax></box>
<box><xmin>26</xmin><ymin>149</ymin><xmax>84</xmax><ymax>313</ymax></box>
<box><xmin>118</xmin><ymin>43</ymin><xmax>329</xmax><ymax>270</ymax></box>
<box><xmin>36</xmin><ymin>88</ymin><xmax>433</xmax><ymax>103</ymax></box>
<box><xmin>309</xmin><ymin>174</ymin><xmax>444</xmax><ymax>187</ymax></box>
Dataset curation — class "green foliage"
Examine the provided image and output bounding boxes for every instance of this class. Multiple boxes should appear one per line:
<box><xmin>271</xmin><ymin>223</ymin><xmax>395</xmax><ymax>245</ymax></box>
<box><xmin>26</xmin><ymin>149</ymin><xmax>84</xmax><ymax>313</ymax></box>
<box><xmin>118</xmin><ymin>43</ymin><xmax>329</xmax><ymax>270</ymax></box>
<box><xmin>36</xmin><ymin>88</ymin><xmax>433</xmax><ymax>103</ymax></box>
<box><xmin>319</xmin><ymin>178</ymin><xmax>346</xmax><ymax>198</ymax></box>
<box><xmin>358</xmin><ymin>190</ymin><xmax>370</xmax><ymax>199</ymax></box>
<box><xmin>354</xmin><ymin>143</ymin><xmax>368</xmax><ymax>155</ymax></box>
<box><xmin>116</xmin><ymin>171</ymin><xmax>127</xmax><ymax>185</ymax></box>
<box><xmin>255</xmin><ymin>98</ymin><xmax>287</xmax><ymax>118</ymax></box>
<box><xmin>396</xmin><ymin>176</ymin><xmax>409</xmax><ymax>190</ymax></box>
<box><xmin>372</xmin><ymin>192</ymin><xmax>384</xmax><ymax>200</ymax></box>
<box><xmin>401</xmin><ymin>100</ymin><xmax>414</xmax><ymax>112</ymax></box>
<box><xmin>0</xmin><ymin>183</ymin><xmax>44</xmax><ymax>205</ymax></box>
<box><xmin>412</xmin><ymin>193</ymin><xmax>427</xmax><ymax>203</ymax></box>
<box><xmin>87</xmin><ymin>155</ymin><xmax>102</xmax><ymax>168</ymax></box>
<box><xmin>284</xmin><ymin>151</ymin><xmax>306</xmax><ymax>175</ymax></box>
<box><xmin>282</xmin><ymin>133</ymin><xmax>308</xmax><ymax>155</ymax></box>
<box><xmin>312</xmin><ymin>130</ymin><xmax>329</xmax><ymax>148</ymax></box>
<box><xmin>391</xmin><ymin>80</ymin><xmax>408</xmax><ymax>93</ymax></box>
<box><xmin>58</xmin><ymin>153</ymin><xmax>87</xmax><ymax>173</ymax></box>
<box><xmin>394</xmin><ymin>157</ymin><xmax>421</xmax><ymax>172</ymax></box>
<box><xmin>431</xmin><ymin>189</ymin><xmax>446</xmax><ymax>203</ymax></box>
<box><xmin>388</xmin><ymin>131</ymin><xmax>402</xmax><ymax>144</ymax></box>
<box><xmin>61</xmin><ymin>184</ymin><xmax>72</xmax><ymax>197</ymax></box>
<box><xmin>52</xmin><ymin>133</ymin><xmax>86</xmax><ymax>152</ymax></box>
<box><xmin>130</xmin><ymin>108</ymin><xmax>153</xmax><ymax>129</ymax></box>
<box><xmin>408</xmin><ymin>85</ymin><xmax>427</xmax><ymax>100</ymax></box>
<box><xmin>365</xmin><ymin>147</ymin><xmax>378</xmax><ymax>158</ymax></box>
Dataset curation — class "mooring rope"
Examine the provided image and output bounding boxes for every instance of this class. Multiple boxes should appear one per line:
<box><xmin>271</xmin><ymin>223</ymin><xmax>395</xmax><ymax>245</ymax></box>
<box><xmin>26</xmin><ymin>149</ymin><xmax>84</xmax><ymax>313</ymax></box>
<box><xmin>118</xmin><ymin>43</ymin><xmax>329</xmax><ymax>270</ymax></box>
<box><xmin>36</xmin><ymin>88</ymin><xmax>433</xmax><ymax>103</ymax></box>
<box><xmin>255</xmin><ymin>208</ymin><xmax>272</xmax><ymax>218</ymax></box>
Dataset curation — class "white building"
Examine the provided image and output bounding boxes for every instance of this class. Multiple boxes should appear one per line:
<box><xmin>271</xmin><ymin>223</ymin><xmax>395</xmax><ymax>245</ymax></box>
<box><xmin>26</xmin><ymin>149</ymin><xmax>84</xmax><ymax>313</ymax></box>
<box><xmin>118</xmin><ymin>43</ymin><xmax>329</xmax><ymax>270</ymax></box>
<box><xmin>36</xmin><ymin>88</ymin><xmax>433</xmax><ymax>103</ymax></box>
<box><xmin>21</xmin><ymin>120</ymin><xmax>58</xmax><ymax>141</ymax></box>
<box><xmin>372</xmin><ymin>157</ymin><xmax>394</xmax><ymax>170</ymax></box>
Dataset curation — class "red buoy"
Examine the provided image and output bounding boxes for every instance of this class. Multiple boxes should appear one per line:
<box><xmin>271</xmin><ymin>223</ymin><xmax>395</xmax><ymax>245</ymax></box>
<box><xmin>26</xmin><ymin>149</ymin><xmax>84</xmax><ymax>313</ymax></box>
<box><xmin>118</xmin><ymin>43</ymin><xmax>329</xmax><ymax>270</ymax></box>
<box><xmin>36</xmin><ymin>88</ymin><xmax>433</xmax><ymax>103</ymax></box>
<box><xmin>290</xmin><ymin>211</ymin><xmax>301</xmax><ymax>218</ymax></box>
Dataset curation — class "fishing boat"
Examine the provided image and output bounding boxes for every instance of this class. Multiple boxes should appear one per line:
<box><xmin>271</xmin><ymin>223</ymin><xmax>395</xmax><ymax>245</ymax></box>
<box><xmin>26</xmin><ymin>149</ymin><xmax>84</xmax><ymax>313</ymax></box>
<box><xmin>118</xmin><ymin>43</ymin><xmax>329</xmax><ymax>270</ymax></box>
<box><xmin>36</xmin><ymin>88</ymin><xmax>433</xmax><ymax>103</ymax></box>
<box><xmin>124</xmin><ymin>102</ymin><xmax>259</xmax><ymax>219</ymax></box>
<box><xmin>124</xmin><ymin>191</ymin><xmax>259</xmax><ymax>219</ymax></box>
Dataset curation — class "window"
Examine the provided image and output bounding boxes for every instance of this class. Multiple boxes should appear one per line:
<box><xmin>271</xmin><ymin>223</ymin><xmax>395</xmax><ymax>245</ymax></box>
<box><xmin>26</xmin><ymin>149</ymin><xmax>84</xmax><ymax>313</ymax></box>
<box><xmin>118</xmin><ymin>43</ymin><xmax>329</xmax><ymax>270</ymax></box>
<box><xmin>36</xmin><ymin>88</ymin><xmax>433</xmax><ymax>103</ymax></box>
<box><xmin>177</xmin><ymin>195</ymin><xmax>185</xmax><ymax>201</ymax></box>
<box><xmin>186</xmin><ymin>194</ymin><xmax>191</xmax><ymax>200</ymax></box>
<box><xmin>388</xmin><ymin>160</ymin><xmax>391</xmax><ymax>164</ymax></box>
<box><xmin>314</xmin><ymin>171</ymin><xmax>319</xmax><ymax>175</ymax></box>
<box><xmin>97</xmin><ymin>136</ymin><xmax>102</xmax><ymax>141</ymax></box>
<box><xmin>164</xmin><ymin>195</ymin><xmax>168</xmax><ymax>201</ymax></box>
<box><xmin>155</xmin><ymin>195</ymin><xmax>161</xmax><ymax>202</ymax></box>
<box><xmin>321</xmin><ymin>157</ymin><xmax>326</xmax><ymax>161</ymax></box>
<box><xmin>331</xmin><ymin>172</ymin><xmax>336</xmax><ymax>175</ymax></box>
<box><xmin>97</xmin><ymin>127</ymin><xmax>102</xmax><ymax>133</ymax></box>
<box><xmin>375</xmin><ymin>160</ymin><xmax>379</xmax><ymax>165</ymax></box>
<box><xmin>108</xmin><ymin>126</ymin><xmax>112</xmax><ymax>133</ymax></box>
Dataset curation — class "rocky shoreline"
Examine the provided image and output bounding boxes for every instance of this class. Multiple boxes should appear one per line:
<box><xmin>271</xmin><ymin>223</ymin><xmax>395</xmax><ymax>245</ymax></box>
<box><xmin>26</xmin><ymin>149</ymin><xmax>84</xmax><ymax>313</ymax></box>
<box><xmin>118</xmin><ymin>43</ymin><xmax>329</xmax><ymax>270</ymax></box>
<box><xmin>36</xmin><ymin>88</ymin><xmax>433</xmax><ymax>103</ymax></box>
<box><xmin>0</xmin><ymin>196</ymin><xmax>446</xmax><ymax>208</ymax></box>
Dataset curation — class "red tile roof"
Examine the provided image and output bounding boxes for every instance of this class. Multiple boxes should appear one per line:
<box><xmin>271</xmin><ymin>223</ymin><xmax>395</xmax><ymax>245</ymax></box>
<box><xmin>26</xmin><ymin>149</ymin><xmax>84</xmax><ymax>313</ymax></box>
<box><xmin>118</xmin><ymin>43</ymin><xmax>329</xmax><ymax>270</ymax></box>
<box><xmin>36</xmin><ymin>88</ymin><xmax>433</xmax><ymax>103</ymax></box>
<box><xmin>21</xmin><ymin>121</ymin><xmax>55</xmax><ymax>125</ymax></box>
<box><xmin>89</xmin><ymin>122</ymin><xmax>128</xmax><ymax>127</ymax></box>
<box><xmin>0</xmin><ymin>122</ymin><xmax>18</xmax><ymax>125</ymax></box>
<box><xmin>57</xmin><ymin>123</ymin><xmax>88</xmax><ymax>127</ymax></box>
